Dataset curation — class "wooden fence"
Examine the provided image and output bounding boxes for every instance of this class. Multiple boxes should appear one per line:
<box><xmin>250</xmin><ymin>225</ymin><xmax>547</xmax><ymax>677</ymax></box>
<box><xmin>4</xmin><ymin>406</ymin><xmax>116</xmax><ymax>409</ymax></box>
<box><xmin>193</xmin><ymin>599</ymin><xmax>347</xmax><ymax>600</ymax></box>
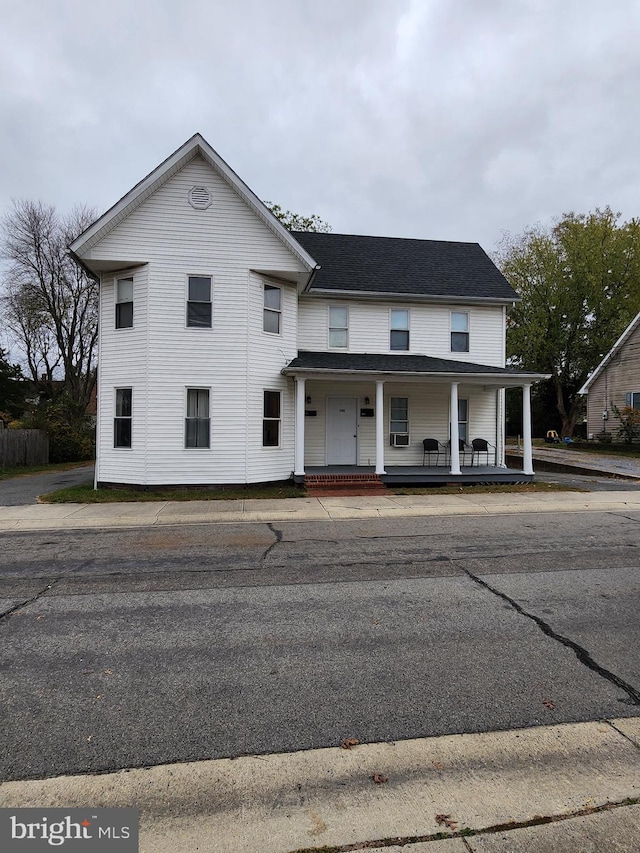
<box><xmin>0</xmin><ymin>429</ymin><xmax>49</xmax><ymax>467</ymax></box>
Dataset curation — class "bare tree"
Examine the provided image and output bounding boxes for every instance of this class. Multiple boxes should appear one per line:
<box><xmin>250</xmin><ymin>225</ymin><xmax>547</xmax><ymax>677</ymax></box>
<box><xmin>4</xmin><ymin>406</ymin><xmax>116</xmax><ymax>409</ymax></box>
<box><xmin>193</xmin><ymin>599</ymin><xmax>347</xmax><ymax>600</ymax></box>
<box><xmin>1</xmin><ymin>200</ymin><xmax>98</xmax><ymax>412</ymax></box>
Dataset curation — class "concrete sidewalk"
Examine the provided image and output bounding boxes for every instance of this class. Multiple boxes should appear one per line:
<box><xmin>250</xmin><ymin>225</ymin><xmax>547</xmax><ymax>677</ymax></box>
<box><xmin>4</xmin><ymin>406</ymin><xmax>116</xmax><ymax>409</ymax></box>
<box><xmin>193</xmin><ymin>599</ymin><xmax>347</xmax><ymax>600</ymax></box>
<box><xmin>1</xmin><ymin>488</ymin><xmax>640</xmax><ymax>531</ymax></box>
<box><xmin>2</xmin><ymin>717</ymin><xmax>638</xmax><ymax>852</ymax></box>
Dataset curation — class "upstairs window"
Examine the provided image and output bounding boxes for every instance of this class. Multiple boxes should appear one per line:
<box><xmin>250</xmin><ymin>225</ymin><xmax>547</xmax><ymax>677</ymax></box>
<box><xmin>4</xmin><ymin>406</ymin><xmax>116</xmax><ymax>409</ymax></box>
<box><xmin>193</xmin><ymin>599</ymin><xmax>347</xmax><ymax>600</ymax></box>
<box><xmin>187</xmin><ymin>276</ymin><xmax>212</xmax><ymax>328</ymax></box>
<box><xmin>390</xmin><ymin>309</ymin><xmax>409</xmax><ymax>351</ymax></box>
<box><xmin>115</xmin><ymin>277</ymin><xmax>133</xmax><ymax>329</ymax></box>
<box><xmin>263</xmin><ymin>284</ymin><xmax>282</xmax><ymax>334</ymax></box>
<box><xmin>328</xmin><ymin>306</ymin><xmax>348</xmax><ymax>348</ymax></box>
<box><xmin>263</xmin><ymin>390</ymin><xmax>281</xmax><ymax>447</ymax></box>
<box><xmin>451</xmin><ymin>312</ymin><xmax>469</xmax><ymax>352</ymax></box>
<box><xmin>185</xmin><ymin>389</ymin><xmax>210</xmax><ymax>448</ymax></box>
<box><xmin>114</xmin><ymin>388</ymin><xmax>132</xmax><ymax>448</ymax></box>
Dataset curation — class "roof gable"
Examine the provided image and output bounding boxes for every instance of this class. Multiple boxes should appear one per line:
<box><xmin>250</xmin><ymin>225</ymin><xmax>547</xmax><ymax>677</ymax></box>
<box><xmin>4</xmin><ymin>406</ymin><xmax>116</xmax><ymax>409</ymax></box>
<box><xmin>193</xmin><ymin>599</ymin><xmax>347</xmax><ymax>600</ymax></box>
<box><xmin>70</xmin><ymin>133</ymin><xmax>317</xmax><ymax>273</ymax></box>
<box><xmin>579</xmin><ymin>311</ymin><xmax>640</xmax><ymax>394</ymax></box>
<box><xmin>293</xmin><ymin>231</ymin><xmax>518</xmax><ymax>302</ymax></box>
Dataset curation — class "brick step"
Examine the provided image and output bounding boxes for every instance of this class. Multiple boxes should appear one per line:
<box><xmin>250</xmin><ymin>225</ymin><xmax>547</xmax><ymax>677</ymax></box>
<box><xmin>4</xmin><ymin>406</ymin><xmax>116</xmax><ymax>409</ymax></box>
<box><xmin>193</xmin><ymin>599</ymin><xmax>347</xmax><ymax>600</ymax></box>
<box><xmin>304</xmin><ymin>474</ymin><xmax>388</xmax><ymax>496</ymax></box>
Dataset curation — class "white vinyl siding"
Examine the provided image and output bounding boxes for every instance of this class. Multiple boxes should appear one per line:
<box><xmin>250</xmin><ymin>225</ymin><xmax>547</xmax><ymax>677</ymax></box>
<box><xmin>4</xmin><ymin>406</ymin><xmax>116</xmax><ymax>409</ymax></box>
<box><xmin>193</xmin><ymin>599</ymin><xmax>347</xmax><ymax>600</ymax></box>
<box><xmin>92</xmin><ymin>156</ymin><xmax>305</xmax><ymax>485</ymax></box>
<box><xmin>298</xmin><ymin>299</ymin><xmax>506</xmax><ymax>367</ymax></box>
<box><xmin>300</xmin><ymin>380</ymin><xmax>497</xmax><ymax>467</ymax></box>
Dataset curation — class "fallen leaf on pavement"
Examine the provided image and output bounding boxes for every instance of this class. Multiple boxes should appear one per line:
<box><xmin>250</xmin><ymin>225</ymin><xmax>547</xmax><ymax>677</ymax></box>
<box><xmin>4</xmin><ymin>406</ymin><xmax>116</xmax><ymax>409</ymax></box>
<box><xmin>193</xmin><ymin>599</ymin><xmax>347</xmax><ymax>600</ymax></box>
<box><xmin>542</xmin><ymin>698</ymin><xmax>555</xmax><ymax>710</ymax></box>
<box><xmin>435</xmin><ymin>814</ymin><xmax>458</xmax><ymax>831</ymax></box>
<box><xmin>432</xmin><ymin>760</ymin><xmax>444</xmax><ymax>771</ymax></box>
<box><xmin>340</xmin><ymin>738</ymin><xmax>360</xmax><ymax>750</ymax></box>
<box><xmin>371</xmin><ymin>774</ymin><xmax>388</xmax><ymax>784</ymax></box>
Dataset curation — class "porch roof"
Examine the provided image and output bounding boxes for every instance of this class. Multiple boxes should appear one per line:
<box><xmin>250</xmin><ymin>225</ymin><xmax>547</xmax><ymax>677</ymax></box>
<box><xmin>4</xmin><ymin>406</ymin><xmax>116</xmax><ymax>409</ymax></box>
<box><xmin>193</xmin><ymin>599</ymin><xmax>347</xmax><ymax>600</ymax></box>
<box><xmin>282</xmin><ymin>351</ymin><xmax>548</xmax><ymax>386</ymax></box>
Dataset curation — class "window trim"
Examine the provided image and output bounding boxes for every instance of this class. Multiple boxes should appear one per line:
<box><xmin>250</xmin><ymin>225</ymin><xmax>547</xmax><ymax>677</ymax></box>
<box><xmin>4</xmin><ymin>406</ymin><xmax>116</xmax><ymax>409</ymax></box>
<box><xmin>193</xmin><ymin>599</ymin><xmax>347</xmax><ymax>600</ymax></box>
<box><xmin>328</xmin><ymin>304</ymin><xmax>349</xmax><ymax>349</ymax></box>
<box><xmin>390</xmin><ymin>308</ymin><xmax>410</xmax><ymax>352</ymax></box>
<box><xmin>186</xmin><ymin>274</ymin><xmax>213</xmax><ymax>329</ymax></box>
<box><xmin>389</xmin><ymin>396</ymin><xmax>409</xmax><ymax>435</ymax></box>
<box><xmin>185</xmin><ymin>387</ymin><xmax>211</xmax><ymax>449</ymax></box>
<box><xmin>262</xmin><ymin>389</ymin><xmax>282</xmax><ymax>448</ymax></box>
<box><xmin>115</xmin><ymin>276</ymin><xmax>134</xmax><ymax>329</ymax></box>
<box><xmin>458</xmin><ymin>397</ymin><xmax>469</xmax><ymax>442</ymax></box>
<box><xmin>626</xmin><ymin>392</ymin><xmax>640</xmax><ymax>410</ymax></box>
<box><xmin>451</xmin><ymin>311</ymin><xmax>470</xmax><ymax>353</ymax></box>
<box><xmin>114</xmin><ymin>388</ymin><xmax>132</xmax><ymax>449</ymax></box>
<box><xmin>263</xmin><ymin>283</ymin><xmax>282</xmax><ymax>335</ymax></box>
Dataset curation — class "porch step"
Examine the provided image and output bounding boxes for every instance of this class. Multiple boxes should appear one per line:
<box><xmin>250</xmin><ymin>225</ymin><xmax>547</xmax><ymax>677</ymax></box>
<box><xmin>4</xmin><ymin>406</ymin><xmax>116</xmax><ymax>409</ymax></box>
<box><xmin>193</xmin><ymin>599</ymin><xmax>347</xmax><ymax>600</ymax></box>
<box><xmin>304</xmin><ymin>473</ymin><xmax>389</xmax><ymax>496</ymax></box>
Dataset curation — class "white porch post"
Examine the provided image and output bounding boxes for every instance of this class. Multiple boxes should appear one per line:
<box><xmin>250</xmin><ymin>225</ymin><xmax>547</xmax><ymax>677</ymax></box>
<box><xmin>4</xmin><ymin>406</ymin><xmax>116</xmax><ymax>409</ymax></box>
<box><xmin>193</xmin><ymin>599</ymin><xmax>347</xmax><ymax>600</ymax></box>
<box><xmin>522</xmin><ymin>383</ymin><xmax>534</xmax><ymax>475</ymax></box>
<box><xmin>294</xmin><ymin>377</ymin><xmax>306</xmax><ymax>477</ymax></box>
<box><xmin>449</xmin><ymin>382</ymin><xmax>461</xmax><ymax>475</ymax></box>
<box><xmin>375</xmin><ymin>379</ymin><xmax>386</xmax><ymax>474</ymax></box>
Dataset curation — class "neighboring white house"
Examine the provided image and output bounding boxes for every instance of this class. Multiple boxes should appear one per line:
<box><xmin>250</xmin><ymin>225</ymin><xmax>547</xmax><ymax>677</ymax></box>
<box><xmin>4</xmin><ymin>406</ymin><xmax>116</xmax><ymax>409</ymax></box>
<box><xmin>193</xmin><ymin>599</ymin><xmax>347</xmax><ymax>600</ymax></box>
<box><xmin>70</xmin><ymin>133</ymin><xmax>545</xmax><ymax>488</ymax></box>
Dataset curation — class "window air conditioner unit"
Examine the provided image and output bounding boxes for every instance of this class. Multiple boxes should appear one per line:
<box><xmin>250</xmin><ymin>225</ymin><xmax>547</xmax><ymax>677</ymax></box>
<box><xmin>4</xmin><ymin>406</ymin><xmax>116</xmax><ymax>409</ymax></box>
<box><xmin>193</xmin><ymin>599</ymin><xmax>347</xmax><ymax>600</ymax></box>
<box><xmin>391</xmin><ymin>433</ymin><xmax>410</xmax><ymax>447</ymax></box>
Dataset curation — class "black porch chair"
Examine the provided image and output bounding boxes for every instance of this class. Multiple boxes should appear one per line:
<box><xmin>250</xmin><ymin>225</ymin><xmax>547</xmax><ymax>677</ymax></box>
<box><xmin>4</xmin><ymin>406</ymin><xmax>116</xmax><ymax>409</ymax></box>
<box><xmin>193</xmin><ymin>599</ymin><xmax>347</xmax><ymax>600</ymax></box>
<box><xmin>422</xmin><ymin>438</ymin><xmax>446</xmax><ymax>466</ymax></box>
<box><xmin>447</xmin><ymin>438</ymin><xmax>474</xmax><ymax>466</ymax></box>
<box><xmin>471</xmin><ymin>437</ymin><xmax>496</xmax><ymax>466</ymax></box>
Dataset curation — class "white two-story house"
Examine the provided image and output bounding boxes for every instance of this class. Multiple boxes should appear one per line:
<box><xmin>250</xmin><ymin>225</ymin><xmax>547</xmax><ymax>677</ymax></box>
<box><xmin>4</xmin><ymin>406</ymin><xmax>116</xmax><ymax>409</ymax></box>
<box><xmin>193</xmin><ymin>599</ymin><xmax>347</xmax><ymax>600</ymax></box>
<box><xmin>70</xmin><ymin>133</ymin><xmax>545</xmax><ymax>489</ymax></box>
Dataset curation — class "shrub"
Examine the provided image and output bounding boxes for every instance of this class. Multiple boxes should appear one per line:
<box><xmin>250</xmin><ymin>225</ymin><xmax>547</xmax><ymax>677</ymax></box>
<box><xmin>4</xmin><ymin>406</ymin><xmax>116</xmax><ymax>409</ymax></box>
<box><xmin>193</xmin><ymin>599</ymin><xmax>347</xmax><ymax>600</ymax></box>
<box><xmin>19</xmin><ymin>394</ymin><xmax>95</xmax><ymax>462</ymax></box>
<box><xmin>595</xmin><ymin>431</ymin><xmax>613</xmax><ymax>444</ymax></box>
<box><xmin>611</xmin><ymin>405</ymin><xmax>640</xmax><ymax>445</ymax></box>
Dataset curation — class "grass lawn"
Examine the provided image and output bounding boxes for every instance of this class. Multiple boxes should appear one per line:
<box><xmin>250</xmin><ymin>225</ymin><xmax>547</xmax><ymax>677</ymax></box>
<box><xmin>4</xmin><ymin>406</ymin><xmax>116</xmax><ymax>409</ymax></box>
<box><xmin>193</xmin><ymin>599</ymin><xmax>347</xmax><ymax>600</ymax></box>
<box><xmin>40</xmin><ymin>481</ymin><xmax>306</xmax><ymax>503</ymax></box>
<box><xmin>40</xmin><ymin>479</ymin><xmax>580</xmax><ymax>503</ymax></box>
<box><xmin>556</xmin><ymin>442</ymin><xmax>640</xmax><ymax>457</ymax></box>
<box><xmin>0</xmin><ymin>460</ymin><xmax>93</xmax><ymax>481</ymax></box>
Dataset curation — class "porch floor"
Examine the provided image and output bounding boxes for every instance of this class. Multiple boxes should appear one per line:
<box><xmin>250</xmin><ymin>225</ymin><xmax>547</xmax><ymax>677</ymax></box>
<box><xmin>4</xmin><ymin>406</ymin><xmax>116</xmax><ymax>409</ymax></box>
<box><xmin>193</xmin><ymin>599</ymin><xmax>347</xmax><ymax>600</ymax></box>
<box><xmin>298</xmin><ymin>465</ymin><xmax>533</xmax><ymax>486</ymax></box>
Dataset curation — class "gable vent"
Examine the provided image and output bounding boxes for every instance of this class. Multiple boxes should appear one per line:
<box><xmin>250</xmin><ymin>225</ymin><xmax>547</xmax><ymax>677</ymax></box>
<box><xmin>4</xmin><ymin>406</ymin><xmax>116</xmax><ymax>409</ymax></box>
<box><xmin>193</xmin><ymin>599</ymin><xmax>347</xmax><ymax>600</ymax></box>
<box><xmin>188</xmin><ymin>186</ymin><xmax>211</xmax><ymax>210</ymax></box>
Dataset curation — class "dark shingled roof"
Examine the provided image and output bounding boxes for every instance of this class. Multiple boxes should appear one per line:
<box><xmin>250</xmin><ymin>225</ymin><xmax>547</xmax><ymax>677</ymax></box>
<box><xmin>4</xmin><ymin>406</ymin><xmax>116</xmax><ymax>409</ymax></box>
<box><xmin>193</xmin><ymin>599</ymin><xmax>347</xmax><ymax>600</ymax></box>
<box><xmin>291</xmin><ymin>231</ymin><xmax>517</xmax><ymax>301</ymax></box>
<box><xmin>285</xmin><ymin>351</ymin><xmax>531</xmax><ymax>377</ymax></box>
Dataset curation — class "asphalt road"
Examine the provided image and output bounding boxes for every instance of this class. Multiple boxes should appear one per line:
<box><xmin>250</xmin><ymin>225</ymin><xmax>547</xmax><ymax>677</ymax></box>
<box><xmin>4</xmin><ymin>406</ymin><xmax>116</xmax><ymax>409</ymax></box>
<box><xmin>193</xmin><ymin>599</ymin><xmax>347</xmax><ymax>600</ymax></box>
<box><xmin>1</xmin><ymin>508</ymin><xmax>639</xmax><ymax>782</ymax></box>
<box><xmin>0</xmin><ymin>465</ymin><xmax>95</xmax><ymax>505</ymax></box>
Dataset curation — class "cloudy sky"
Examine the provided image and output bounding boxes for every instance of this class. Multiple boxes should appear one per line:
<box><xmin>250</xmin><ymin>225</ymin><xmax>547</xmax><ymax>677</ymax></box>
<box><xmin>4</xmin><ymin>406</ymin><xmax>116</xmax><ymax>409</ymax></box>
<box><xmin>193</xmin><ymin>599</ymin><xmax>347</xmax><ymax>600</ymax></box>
<box><xmin>1</xmin><ymin>0</ymin><xmax>639</xmax><ymax>251</ymax></box>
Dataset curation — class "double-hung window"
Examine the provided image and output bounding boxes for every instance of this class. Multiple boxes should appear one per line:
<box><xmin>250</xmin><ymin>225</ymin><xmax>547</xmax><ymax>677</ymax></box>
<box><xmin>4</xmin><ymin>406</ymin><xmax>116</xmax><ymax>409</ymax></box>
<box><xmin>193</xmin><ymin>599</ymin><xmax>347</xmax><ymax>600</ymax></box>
<box><xmin>451</xmin><ymin>312</ymin><xmax>469</xmax><ymax>352</ymax></box>
<box><xmin>115</xmin><ymin>277</ymin><xmax>133</xmax><ymax>329</ymax></box>
<box><xmin>263</xmin><ymin>390</ymin><xmax>281</xmax><ymax>447</ymax></box>
<box><xmin>458</xmin><ymin>398</ymin><xmax>468</xmax><ymax>442</ymax></box>
<box><xmin>626</xmin><ymin>392</ymin><xmax>640</xmax><ymax>410</ymax></box>
<box><xmin>185</xmin><ymin>389</ymin><xmax>210</xmax><ymax>448</ymax></box>
<box><xmin>187</xmin><ymin>276</ymin><xmax>212</xmax><ymax>328</ymax></box>
<box><xmin>390</xmin><ymin>397</ymin><xmax>409</xmax><ymax>433</ymax></box>
<box><xmin>263</xmin><ymin>284</ymin><xmax>281</xmax><ymax>334</ymax></box>
<box><xmin>114</xmin><ymin>389</ymin><xmax>132</xmax><ymax>448</ymax></box>
<box><xmin>328</xmin><ymin>306</ymin><xmax>348</xmax><ymax>348</ymax></box>
<box><xmin>390</xmin><ymin>310</ymin><xmax>409</xmax><ymax>351</ymax></box>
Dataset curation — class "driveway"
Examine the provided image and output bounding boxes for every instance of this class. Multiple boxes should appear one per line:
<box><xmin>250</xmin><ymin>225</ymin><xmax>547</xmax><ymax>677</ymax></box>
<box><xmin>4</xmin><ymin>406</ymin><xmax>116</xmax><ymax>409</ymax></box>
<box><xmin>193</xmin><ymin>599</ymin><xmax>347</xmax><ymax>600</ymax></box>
<box><xmin>0</xmin><ymin>465</ymin><xmax>95</xmax><ymax>506</ymax></box>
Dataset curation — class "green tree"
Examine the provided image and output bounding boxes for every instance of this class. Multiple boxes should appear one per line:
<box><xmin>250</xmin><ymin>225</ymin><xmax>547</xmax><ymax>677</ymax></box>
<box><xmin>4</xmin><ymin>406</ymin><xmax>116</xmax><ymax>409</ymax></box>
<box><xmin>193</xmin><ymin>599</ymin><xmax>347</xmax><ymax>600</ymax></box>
<box><xmin>0</xmin><ymin>347</ymin><xmax>26</xmax><ymax>423</ymax></box>
<box><xmin>497</xmin><ymin>208</ymin><xmax>640</xmax><ymax>437</ymax></box>
<box><xmin>264</xmin><ymin>202</ymin><xmax>331</xmax><ymax>233</ymax></box>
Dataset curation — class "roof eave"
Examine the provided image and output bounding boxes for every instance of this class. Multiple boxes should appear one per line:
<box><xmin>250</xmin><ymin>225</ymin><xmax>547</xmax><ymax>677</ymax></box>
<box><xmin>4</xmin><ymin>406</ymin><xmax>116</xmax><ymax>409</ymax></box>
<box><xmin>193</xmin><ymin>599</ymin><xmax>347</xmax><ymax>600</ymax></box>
<box><xmin>304</xmin><ymin>288</ymin><xmax>519</xmax><ymax>305</ymax></box>
<box><xmin>282</xmin><ymin>365</ymin><xmax>549</xmax><ymax>384</ymax></box>
<box><xmin>69</xmin><ymin>133</ymin><xmax>318</xmax><ymax>274</ymax></box>
<box><xmin>579</xmin><ymin>310</ymin><xmax>640</xmax><ymax>394</ymax></box>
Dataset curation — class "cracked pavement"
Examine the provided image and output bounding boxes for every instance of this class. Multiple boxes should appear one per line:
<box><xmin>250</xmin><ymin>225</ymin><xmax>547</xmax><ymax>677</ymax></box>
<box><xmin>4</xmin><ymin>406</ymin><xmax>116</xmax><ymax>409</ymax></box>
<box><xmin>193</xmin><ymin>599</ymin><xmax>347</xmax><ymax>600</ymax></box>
<box><xmin>1</xmin><ymin>508</ymin><xmax>639</xmax><ymax>783</ymax></box>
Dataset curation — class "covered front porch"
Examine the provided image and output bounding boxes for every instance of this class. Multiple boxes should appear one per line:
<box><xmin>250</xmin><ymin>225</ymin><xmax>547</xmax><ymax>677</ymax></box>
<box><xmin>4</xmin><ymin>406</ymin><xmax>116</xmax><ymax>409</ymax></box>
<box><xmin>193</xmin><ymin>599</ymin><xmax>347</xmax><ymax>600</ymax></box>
<box><xmin>297</xmin><ymin>464</ymin><xmax>532</xmax><ymax>488</ymax></box>
<box><xmin>283</xmin><ymin>351</ymin><xmax>548</xmax><ymax>486</ymax></box>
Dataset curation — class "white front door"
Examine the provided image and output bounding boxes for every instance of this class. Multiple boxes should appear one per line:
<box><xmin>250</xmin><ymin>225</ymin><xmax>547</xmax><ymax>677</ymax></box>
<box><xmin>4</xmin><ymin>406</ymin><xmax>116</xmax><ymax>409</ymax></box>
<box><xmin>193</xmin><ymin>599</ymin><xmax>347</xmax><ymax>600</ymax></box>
<box><xmin>326</xmin><ymin>397</ymin><xmax>358</xmax><ymax>465</ymax></box>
